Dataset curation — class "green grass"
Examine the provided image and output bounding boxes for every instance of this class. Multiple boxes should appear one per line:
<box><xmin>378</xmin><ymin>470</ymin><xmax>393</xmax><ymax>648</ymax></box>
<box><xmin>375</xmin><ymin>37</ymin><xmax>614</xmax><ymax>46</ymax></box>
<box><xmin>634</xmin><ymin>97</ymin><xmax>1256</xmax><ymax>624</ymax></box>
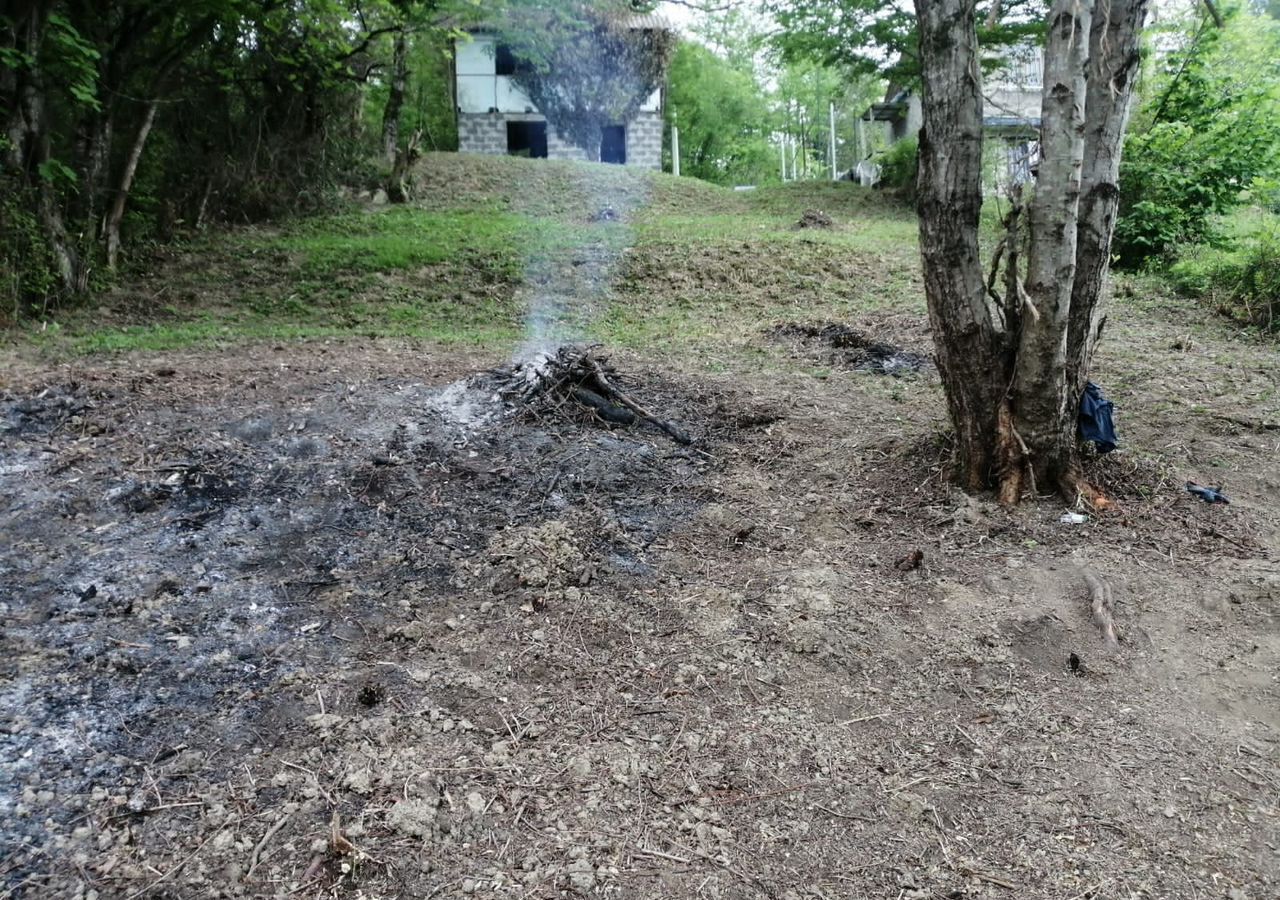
<box><xmin>10</xmin><ymin>155</ymin><xmax>932</xmax><ymax>358</ymax></box>
<box><xmin>48</xmin><ymin>315</ymin><xmax>520</xmax><ymax>355</ymax></box>
<box><xmin>265</xmin><ymin>206</ymin><xmax>530</xmax><ymax>277</ymax></box>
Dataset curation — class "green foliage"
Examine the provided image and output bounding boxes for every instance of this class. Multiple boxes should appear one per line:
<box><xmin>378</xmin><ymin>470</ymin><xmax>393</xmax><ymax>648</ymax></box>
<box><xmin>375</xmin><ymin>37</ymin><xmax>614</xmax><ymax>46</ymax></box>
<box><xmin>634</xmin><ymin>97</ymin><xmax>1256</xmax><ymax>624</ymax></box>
<box><xmin>878</xmin><ymin>136</ymin><xmax>918</xmax><ymax>194</ymax></box>
<box><xmin>766</xmin><ymin>0</ymin><xmax>1043</xmax><ymax>86</ymax></box>
<box><xmin>1115</xmin><ymin>7</ymin><xmax>1280</xmax><ymax>266</ymax></box>
<box><xmin>36</xmin><ymin>158</ymin><xmax>77</xmax><ymax>189</ymax></box>
<box><xmin>2</xmin><ymin>0</ymin><xmax>475</xmax><ymax>312</ymax></box>
<box><xmin>666</xmin><ymin>41</ymin><xmax>778</xmax><ymax>186</ymax></box>
<box><xmin>44</xmin><ymin>12</ymin><xmax>101</xmax><ymax>111</ymax></box>
<box><xmin>0</xmin><ymin>181</ymin><xmax>59</xmax><ymax>315</ymax></box>
<box><xmin>1170</xmin><ymin>214</ymin><xmax>1280</xmax><ymax>332</ymax></box>
<box><xmin>362</xmin><ymin>26</ymin><xmax>459</xmax><ymax>151</ymax></box>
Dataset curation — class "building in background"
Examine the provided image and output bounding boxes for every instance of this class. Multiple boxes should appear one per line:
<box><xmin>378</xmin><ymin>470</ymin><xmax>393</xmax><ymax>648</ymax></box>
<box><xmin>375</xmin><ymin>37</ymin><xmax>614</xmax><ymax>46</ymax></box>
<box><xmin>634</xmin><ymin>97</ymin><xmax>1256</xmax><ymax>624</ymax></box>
<box><xmin>859</xmin><ymin>44</ymin><xmax>1043</xmax><ymax>190</ymax></box>
<box><xmin>453</xmin><ymin>22</ymin><xmax>666</xmax><ymax>169</ymax></box>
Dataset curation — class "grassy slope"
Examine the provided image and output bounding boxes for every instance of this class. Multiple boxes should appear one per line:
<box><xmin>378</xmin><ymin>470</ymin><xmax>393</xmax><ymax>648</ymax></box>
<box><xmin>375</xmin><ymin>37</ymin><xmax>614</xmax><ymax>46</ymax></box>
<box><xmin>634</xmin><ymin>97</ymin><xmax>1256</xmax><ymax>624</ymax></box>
<box><xmin>5</xmin><ymin>153</ymin><xmax>921</xmax><ymax>360</ymax></box>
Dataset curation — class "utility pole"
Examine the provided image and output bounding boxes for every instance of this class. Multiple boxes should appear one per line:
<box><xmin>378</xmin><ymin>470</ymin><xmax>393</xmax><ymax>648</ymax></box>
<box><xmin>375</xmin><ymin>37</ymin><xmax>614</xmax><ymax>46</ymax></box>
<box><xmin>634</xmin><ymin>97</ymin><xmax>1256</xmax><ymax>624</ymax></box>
<box><xmin>671</xmin><ymin>123</ymin><xmax>680</xmax><ymax>177</ymax></box>
<box><xmin>829</xmin><ymin>101</ymin><xmax>838</xmax><ymax>180</ymax></box>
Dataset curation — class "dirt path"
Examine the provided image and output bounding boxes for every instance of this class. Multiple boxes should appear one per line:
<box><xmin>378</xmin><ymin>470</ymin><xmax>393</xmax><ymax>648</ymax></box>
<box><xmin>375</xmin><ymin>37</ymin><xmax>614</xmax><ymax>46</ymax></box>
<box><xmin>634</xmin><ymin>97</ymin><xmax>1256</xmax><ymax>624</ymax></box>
<box><xmin>1</xmin><ymin>288</ymin><xmax>1277</xmax><ymax>899</ymax></box>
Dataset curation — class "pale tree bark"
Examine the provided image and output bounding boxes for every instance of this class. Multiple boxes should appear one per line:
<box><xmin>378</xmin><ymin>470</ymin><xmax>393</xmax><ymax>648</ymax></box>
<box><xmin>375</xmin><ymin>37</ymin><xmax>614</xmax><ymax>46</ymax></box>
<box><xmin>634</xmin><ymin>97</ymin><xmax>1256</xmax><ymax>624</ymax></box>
<box><xmin>1009</xmin><ymin>0</ymin><xmax>1095</xmax><ymax>497</ymax></box>
<box><xmin>105</xmin><ymin>100</ymin><xmax>158</xmax><ymax>270</ymax></box>
<box><xmin>915</xmin><ymin>0</ymin><xmax>1148</xmax><ymax>504</ymax></box>
<box><xmin>1067</xmin><ymin>0</ymin><xmax>1151</xmax><ymax>402</ymax></box>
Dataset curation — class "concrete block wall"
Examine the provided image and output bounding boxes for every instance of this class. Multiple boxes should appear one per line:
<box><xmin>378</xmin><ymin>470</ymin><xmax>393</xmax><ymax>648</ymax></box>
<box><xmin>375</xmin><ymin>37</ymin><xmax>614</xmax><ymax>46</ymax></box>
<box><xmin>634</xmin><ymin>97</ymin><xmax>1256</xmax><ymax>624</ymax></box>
<box><xmin>458</xmin><ymin>112</ymin><xmax>661</xmax><ymax>170</ymax></box>
<box><xmin>626</xmin><ymin>112</ymin><xmax>662</xmax><ymax>170</ymax></box>
<box><xmin>457</xmin><ymin>114</ymin><xmax>507</xmax><ymax>155</ymax></box>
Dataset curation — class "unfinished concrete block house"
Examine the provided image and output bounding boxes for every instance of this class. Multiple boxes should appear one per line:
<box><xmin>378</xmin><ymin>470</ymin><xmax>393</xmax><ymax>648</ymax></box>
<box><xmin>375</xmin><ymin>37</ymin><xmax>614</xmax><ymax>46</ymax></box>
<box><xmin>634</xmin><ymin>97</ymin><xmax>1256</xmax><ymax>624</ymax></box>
<box><xmin>453</xmin><ymin>16</ymin><xmax>666</xmax><ymax>169</ymax></box>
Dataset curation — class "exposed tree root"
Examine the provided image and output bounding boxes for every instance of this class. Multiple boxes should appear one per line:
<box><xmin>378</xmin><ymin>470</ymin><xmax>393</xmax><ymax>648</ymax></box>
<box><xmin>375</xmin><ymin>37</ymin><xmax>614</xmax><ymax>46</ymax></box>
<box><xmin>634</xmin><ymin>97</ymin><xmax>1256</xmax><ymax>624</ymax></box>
<box><xmin>1059</xmin><ymin>465</ymin><xmax>1112</xmax><ymax>511</ymax></box>
<box><xmin>996</xmin><ymin>402</ymin><xmax>1029</xmax><ymax>506</ymax></box>
<box><xmin>1082</xmin><ymin>569</ymin><xmax>1120</xmax><ymax>649</ymax></box>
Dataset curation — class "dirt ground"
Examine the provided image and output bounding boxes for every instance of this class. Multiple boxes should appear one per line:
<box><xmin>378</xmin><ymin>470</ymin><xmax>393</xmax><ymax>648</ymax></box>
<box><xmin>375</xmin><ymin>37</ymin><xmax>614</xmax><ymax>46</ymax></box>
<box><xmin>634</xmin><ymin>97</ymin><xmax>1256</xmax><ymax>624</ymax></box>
<box><xmin>2</xmin><ymin>275</ymin><xmax>1279</xmax><ymax>897</ymax></box>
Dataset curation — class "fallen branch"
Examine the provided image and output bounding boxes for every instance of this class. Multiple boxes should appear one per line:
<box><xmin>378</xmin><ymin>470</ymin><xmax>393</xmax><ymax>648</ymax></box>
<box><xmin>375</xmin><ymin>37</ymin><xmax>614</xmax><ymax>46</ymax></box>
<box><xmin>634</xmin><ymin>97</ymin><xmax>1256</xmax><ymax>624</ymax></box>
<box><xmin>244</xmin><ymin>810</ymin><xmax>293</xmax><ymax>881</ymax></box>
<box><xmin>585</xmin><ymin>356</ymin><xmax>693</xmax><ymax>445</ymax></box>
<box><xmin>1082</xmin><ymin>569</ymin><xmax>1120</xmax><ymax>649</ymax></box>
<box><xmin>503</xmin><ymin>347</ymin><xmax>694</xmax><ymax>445</ymax></box>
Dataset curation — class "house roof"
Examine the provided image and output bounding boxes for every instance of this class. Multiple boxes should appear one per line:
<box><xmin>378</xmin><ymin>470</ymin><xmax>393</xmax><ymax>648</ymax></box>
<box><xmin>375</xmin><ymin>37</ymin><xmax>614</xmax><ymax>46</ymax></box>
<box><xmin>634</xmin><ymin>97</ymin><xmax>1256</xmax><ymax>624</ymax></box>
<box><xmin>613</xmin><ymin>12</ymin><xmax>674</xmax><ymax>31</ymax></box>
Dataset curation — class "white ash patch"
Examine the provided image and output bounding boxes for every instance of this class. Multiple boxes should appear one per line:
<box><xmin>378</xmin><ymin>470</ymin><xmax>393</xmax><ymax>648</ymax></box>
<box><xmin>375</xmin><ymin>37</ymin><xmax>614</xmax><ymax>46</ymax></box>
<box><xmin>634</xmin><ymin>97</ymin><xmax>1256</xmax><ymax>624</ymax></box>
<box><xmin>423</xmin><ymin>378</ymin><xmax>504</xmax><ymax>433</ymax></box>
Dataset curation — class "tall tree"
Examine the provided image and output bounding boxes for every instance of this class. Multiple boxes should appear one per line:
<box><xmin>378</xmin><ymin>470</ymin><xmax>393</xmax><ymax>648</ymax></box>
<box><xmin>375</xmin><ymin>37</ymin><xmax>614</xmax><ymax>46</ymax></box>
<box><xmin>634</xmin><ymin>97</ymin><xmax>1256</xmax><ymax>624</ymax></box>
<box><xmin>914</xmin><ymin>0</ymin><xmax>1148</xmax><ymax>502</ymax></box>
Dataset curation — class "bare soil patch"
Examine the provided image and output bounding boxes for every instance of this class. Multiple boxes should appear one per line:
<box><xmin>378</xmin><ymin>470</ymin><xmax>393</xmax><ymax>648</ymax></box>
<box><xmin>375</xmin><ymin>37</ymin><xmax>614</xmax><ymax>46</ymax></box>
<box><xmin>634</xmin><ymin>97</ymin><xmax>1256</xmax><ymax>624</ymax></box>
<box><xmin>1</xmin><ymin>311</ymin><xmax>1277</xmax><ymax>900</ymax></box>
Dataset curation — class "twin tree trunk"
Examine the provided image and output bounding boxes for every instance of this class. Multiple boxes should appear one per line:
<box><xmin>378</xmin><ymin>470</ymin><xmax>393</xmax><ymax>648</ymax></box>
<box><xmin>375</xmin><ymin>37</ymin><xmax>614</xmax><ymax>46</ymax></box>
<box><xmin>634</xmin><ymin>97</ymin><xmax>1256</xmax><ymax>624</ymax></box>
<box><xmin>381</xmin><ymin>26</ymin><xmax>408</xmax><ymax>165</ymax></box>
<box><xmin>914</xmin><ymin>0</ymin><xmax>1147</xmax><ymax>503</ymax></box>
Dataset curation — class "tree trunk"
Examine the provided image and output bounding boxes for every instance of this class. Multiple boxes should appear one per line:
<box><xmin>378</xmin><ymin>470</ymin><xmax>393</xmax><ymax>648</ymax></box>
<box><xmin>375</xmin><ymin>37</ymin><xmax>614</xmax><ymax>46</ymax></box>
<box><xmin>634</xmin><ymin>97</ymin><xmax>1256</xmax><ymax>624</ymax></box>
<box><xmin>105</xmin><ymin>100</ymin><xmax>158</xmax><ymax>270</ymax></box>
<box><xmin>3</xmin><ymin>5</ymin><xmax>49</xmax><ymax>176</ymax></box>
<box><xmin>72</xmin><ymin>110</ymin><xmax>113</xmax><ymax>234</ymax></box>
<box><xmin>914</xmin><ymin>0</ymin><xmax>1012</xmax><ymax>491</ymax></box>
<box><xmin>915</xmin><ymin>0</ymin><xmax>1148</xmax><ymax>504</ymax></box>
<box><xmin>381</xmin><ymin>26</ymin><xmax>407</xmax><ymax>164</ymax></box>
<box><xmin>387</xmin><ymin>129</ymin><xmax>421</xmax><ymax>203</ymax></box>
<box><xmin>1067</xmin><ymin>0</ymin><xmax>1150</xmax><ymax>402</ymax></box>
<box><xmin>1009</xmin><ymin>0</ymin><xmax>1095</xmax><ymax>496</ymax></box>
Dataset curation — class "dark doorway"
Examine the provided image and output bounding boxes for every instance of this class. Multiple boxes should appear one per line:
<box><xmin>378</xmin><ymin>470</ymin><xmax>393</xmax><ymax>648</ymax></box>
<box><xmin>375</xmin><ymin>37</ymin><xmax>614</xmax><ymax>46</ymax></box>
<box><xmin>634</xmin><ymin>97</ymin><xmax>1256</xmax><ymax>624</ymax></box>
<box><xmin>507</xmin><ymin>121</ymin><xmax>547</xmax><ymax>159</ymax></box>
<box><xmin>495</xmin><ymin>44</ymin><xmax>518</xmax><ymax>76</ymax></box>
<box><xmin>600</xmin><ymin>125</ymin><xmax>626</xmax><ymax>165</ymax></box>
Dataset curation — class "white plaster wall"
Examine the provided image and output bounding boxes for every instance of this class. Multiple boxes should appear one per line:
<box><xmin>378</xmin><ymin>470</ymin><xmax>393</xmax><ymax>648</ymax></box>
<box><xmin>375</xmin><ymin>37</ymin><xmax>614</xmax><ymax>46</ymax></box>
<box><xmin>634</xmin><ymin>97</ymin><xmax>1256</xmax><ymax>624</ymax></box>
<box><xmin>496</xmin><ymin>78</ymin><xmax>536</xmax><ymax>113</ymax></box>
<box><xmin>986</xmin><ymin>88</ymin><xmax>1041</xmax><ymax>123</ymax></box>
<box><xmin>455</xmin><ymin>35</ymin><xmax>663</xmax><ymax>116</ymax></box>
<box><xmin>455</xmin><ymin>38</ymin><xmax>495</xmax><ymax>76</ymax></box>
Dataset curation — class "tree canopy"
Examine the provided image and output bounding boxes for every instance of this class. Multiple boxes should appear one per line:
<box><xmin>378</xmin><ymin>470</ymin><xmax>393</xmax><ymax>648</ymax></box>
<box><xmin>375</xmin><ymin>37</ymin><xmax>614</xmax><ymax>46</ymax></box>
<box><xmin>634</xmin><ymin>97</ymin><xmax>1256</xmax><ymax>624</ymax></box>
<box><xmin>766</xmin><ymin>0</ymin><xmax>1046</xmax><ymax>86</ymax></box>
<box><xmin>2</xmin><ymin>0</ymin><xmax>464</xmax><ymax>306</ymax></box>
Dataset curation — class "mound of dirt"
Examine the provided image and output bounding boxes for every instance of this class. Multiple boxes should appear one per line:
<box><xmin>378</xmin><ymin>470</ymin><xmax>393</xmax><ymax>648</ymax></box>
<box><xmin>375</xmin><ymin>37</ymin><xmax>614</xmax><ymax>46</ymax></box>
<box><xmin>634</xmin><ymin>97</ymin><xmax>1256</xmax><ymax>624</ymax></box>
<box><xmin>794</xmin><ymin>208</ymin><xmax>835</xmax><ymax>229</ymax></box>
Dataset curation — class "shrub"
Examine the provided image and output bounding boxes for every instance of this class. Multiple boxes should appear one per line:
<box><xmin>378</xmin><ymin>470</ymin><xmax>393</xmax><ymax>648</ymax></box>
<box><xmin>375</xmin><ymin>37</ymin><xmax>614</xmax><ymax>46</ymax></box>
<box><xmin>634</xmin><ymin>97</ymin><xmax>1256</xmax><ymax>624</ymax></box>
<box><xmin>1170</xmin><ymin>221</ymin><xmax>1280</xmax><ymax>333</ymax></box>
<box><xmin>878</xmin><ymin>136</ymin><xmax>918</xmax><ymax>197</ymax></box>
<box><xmin>0</xmin><ymin>179</ymin><xmax>60</xmax><ymax>318</ymax></box>
<box><xmin>1113</xmin><ymin>9</ymin><xmax>1280</xmax><ymax>267</ymax></box>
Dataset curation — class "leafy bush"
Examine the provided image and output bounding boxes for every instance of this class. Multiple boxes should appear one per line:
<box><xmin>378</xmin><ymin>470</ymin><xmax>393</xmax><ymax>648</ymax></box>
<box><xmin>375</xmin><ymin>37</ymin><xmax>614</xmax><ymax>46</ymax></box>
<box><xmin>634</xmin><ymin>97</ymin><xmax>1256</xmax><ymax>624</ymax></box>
<box><xmin>1170</xmin><ymin>221</ymin><xmax>1280</xmax><ymax>333</ymax></box>
<box><xmin>878</xmin><ymin>136</ymin><xmax>918</xmax><ymax>196</ymax></box>
<box><xmin>0</xmin><ymin>179</ymin><xmax>59</xmax><ymax>318</ymax></box>
<box><xmin>1114</xmin><ymin>9</ymin><xmax>1280</xmax><ymax>267</ymax></box>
